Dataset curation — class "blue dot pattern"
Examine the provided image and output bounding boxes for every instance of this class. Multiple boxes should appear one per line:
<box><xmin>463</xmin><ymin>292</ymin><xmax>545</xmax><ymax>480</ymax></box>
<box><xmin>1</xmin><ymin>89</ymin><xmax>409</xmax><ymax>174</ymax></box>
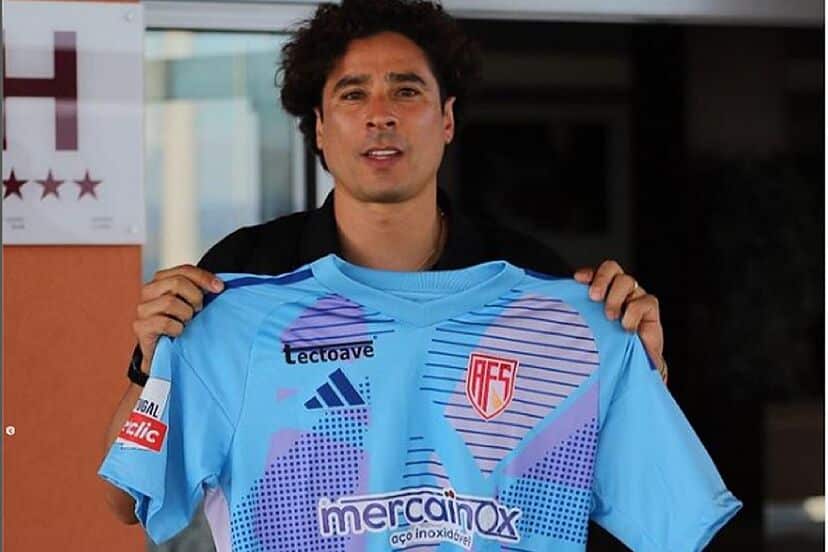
<box><xmin>230</xmin><ymin>380</ymin><xmax>371</xmax><ymax>551</ymax></box>
<box><xmin>499</xmin><ymin>418</ymin><xmax>598</xmax><ymax>544</ymax></box>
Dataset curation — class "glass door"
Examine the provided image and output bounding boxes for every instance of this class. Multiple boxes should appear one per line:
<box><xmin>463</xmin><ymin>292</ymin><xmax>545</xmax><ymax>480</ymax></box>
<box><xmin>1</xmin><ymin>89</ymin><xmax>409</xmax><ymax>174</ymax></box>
<box><xmin>142</xmin><ymin>29</ymin><xmax>301</xmax><ymax>281</ymax></box>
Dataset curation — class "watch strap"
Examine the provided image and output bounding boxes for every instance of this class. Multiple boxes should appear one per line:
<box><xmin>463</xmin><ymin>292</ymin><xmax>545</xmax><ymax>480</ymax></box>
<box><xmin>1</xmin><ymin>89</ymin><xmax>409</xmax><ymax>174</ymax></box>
<box><xmin>127</xmin><ymin>345</ymin><xmax>149</xmax><ymax>387</ymax></box>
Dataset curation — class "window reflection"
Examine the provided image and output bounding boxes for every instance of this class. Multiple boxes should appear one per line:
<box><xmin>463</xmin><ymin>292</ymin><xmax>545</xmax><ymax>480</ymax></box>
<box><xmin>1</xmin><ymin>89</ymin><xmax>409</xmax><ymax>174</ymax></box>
<box><xmin>143</xmin><ymin>31</ymin><xmax>297</xmax><ymax>281</ymax></box>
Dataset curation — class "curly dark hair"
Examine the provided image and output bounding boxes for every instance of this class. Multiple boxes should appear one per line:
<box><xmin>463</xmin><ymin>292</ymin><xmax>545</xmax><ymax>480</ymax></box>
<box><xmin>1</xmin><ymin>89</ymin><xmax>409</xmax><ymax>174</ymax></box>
<box><xmin>278</xmin><ymin>0</ymin><xmax>481</xmax><ymax>166</ymax></box>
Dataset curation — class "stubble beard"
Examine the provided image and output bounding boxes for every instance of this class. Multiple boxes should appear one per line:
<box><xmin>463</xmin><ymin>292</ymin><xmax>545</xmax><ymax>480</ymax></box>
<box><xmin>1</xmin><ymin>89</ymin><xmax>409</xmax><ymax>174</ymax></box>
<box><xmin>340</xmin><ymin>173</ymin><xmax>427</xmax><ymax>205</ymax></box>
<box><xmin>356</xmin><ymin>185</ymin><xmax>414</xmax><ymax>204</ymax></box>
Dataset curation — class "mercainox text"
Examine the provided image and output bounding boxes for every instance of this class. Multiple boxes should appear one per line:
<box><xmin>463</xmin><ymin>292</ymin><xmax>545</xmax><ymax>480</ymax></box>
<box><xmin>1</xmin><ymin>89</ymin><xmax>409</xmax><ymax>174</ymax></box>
<box><xmin>318</xmin><ymin>487</ymin><xmax>521</xmax><ymax>545</ymax></box>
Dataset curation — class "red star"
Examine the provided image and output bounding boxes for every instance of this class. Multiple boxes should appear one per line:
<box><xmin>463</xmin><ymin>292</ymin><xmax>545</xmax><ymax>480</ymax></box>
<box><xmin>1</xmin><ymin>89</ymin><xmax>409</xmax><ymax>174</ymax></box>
<box><xmin>37</xmin><ymin>170</ymin><xmax>64</xmax><ymax>199</ymax></box>
<box><xmin>3</xmin><ymin>169</ymin><xmax>28</xmax><ymax>199</ymax></box>
<box><xmin>75</xmin><ymin>170</ymin><xmax>101</xmax><ymax>199</ymax></box>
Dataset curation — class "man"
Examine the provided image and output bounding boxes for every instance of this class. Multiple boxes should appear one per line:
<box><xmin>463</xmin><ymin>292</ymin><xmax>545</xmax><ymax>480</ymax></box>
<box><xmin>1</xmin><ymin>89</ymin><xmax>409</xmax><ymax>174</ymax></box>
<box><xmin>103</xmin><ymin>0</ymin><xmax>665</xmax><ymax>533</ymax></box>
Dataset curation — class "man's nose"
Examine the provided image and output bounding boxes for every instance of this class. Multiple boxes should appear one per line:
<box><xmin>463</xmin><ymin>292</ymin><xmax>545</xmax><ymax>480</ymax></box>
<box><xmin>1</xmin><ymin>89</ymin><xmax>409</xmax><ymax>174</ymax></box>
<box><xmin>366</xmin><ymin>96</ymin><xmax>397</xmax><ymax>130</ymax></box>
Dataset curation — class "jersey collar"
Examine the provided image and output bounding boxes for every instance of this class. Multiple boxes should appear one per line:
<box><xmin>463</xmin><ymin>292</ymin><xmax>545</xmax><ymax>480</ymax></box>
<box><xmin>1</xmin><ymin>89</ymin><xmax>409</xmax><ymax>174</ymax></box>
<box><xmin>311</xmin><ymin>254</ymin><xmax>526</xmax><ymax>327</ymax></box>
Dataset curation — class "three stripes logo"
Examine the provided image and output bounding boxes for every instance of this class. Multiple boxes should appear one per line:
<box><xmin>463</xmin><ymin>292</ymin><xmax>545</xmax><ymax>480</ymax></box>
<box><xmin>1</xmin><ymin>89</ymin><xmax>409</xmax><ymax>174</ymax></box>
<box><xmin>305</xmin><ymin>368</ymin><xmax>366</xmax><ymax>410</ymax></box>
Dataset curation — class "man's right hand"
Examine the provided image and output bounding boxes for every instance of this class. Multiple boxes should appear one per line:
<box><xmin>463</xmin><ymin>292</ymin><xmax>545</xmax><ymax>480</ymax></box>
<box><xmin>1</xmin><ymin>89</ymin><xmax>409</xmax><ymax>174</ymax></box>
<box><xmin>133</xmin><ymin>265</ymin><xmax>224</xmax><ymax>372</ymax></box>
<box><xmin>101</xmin><ymin>265</ymin><xmax>223</xmax><ymax>525</ymax></box>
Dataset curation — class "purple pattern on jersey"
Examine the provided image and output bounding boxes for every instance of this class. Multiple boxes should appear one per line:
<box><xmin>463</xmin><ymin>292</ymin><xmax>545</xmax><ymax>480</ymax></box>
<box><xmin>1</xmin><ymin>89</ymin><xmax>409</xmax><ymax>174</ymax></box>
<box><xmin>424</xmin><ymin>293</ymin><xmax>598</xmax><ymax>475</ymax></box>
<box><xmin>401</xmin><ymin>448</ymin><xmax>451</xmax><ymax>488</ymax></box>
<box><xmin>204</xmin><ymin>487</ymin><xmax>232</xmax><ymax>552</ymax></box>
<box><xmin>265</xmin><ymin>429</ymin><xmax>304</xmax><ymax>466</ymax></box>
<box><xmin>503</xmin><ymin>382</ymin><xmax>598</xmax><ymax>486</ymax></box>
<box><xmin>281</xmin><ymin>294</ymin><xmax>370</xmax><ymax>348</ymax></box>
<box><xmin>276</xmin><ymin>388</ymin><xmax>298</xmax><ymax>401</ymax></box>
<box><xmin>232</xmin><ymin>407</ymin><xmax>369</xmax><ymax>551</ymax></box>
<box><xmin>426</xmin><ymin>451</ymin><xmax>450</xmax><ymax>482</ymax></box>
<box><xmin>497</xmin><ymin>389</ymin><xmax>599</xmax><ymax>545</ymax></box>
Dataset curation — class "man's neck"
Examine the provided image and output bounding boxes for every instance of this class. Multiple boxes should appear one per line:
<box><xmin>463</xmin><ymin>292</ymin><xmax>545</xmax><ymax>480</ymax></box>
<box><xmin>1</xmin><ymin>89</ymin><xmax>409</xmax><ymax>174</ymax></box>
<box><xmin>333</xmin><ymin>186</ymin><xmax>444</xmax><ymax>271</ymax></box>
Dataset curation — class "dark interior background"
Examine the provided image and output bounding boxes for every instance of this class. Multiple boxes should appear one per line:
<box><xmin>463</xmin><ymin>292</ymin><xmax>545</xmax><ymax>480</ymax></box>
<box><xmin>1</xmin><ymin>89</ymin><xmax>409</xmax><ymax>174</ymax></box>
<box><xmin>442</xmin><ymin>20</ymin><xmax>824</xmax><ymax>551</ymax></box>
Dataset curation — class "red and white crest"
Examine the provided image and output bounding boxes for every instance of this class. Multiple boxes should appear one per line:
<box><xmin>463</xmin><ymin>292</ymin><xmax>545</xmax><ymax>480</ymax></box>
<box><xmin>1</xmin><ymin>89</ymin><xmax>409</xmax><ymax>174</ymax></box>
<box><xmin>465</xmin><ymin>353</ymin><xmax>519</xmax><ymax>420</ymax></box>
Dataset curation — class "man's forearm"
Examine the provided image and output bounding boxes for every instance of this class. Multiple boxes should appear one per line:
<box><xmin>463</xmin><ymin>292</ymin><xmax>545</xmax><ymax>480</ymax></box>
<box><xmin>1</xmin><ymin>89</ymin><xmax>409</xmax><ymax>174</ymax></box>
<box><xmin>101</xmin><ymin>382</ymin><xmax>143</xmax><ymax>524</ymax></box>
<box><xmin>104</xmin><ymin>382</ymin><xmax>143</xmax><ymax>449</ymax></box>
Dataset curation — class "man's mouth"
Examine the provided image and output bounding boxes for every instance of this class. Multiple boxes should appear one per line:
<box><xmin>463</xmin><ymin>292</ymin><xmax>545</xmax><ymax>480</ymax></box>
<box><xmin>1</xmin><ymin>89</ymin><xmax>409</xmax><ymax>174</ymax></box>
<box><xmin>362</xmin><ymin>148</ymin><xmax>403</xmax><ymax>159</ymax></box>
<box><xmin>361</xmin><ymin>147</ymin><xmax>403</xmax><ymax>168</ymax></box>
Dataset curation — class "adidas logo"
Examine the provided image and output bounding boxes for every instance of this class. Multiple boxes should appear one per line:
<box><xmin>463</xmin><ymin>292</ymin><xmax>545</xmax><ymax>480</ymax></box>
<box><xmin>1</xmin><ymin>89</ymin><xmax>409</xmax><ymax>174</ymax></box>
<box><xmin>304</xmin><ymin>368</ymin><xmax>366</xmax><ymax>409</ymax></box>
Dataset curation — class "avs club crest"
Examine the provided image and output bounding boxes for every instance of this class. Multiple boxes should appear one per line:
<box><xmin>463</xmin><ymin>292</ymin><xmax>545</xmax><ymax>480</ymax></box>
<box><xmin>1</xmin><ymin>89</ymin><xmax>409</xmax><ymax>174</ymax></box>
<box><xmin>465</xmin><ymin>353</ymin><xmax>519</xmax><ymax>420</ymax></box>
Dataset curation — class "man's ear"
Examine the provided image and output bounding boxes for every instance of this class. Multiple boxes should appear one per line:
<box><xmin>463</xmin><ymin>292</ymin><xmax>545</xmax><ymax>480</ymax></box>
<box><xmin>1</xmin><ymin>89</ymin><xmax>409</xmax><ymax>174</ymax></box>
<box><xmin>314</xmin><ymin>107</ymin><xmax>324</xmax><ymax>150</ymax></box>
<box><xmin>442</xmin><ymin>97</ymin><xmax>456</xmax><ymax>144</ymax></box>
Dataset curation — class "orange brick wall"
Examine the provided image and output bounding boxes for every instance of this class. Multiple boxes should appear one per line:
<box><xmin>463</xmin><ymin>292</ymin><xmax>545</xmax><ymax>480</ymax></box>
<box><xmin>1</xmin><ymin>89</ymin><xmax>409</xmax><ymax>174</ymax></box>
<box><xmin>3</xmin><ymin>246</ymin><xmax>145</xmax><ymax>550</ymax></box>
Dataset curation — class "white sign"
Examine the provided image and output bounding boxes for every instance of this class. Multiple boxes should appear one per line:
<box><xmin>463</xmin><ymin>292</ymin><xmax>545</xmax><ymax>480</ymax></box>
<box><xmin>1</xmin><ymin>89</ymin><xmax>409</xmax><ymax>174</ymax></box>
<box><xmin>2</xmin><ymin>1</ymin><xmax>145</xmax><ymax>244</ymax></box>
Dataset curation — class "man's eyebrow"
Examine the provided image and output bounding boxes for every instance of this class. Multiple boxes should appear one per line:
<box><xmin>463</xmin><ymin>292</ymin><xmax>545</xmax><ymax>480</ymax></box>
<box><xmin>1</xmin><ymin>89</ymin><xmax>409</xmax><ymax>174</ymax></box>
<box><xmin>387</xmin><ymin>72</ymin><xmax>428</xmax><ymax>86</ymax></box>
<box><xmin>331</xmin><ymin>74</ymin><xmax>370</xmax><ymax>93</ymax></box>
<box><xmin>330</xmin><ymin>72</ymin><xmax>429</xmax><ymax>94</ymax></box>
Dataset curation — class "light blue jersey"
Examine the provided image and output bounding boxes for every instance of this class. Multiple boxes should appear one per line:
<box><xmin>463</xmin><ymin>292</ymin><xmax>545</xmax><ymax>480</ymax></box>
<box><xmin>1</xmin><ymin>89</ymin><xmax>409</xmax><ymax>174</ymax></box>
<box><xmin>100</xmin><ymin>254</ymin><xmax>740</xmax><ymax>551</ymax></box>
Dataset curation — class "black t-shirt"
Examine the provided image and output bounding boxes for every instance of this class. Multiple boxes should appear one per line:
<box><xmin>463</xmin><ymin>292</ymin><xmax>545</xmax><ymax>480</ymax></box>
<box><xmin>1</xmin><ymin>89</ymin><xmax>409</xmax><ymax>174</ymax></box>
<box><xmin>198</xmin><ymin>190</ymin><xmax>571</xmax><ymax>276</ymax></box>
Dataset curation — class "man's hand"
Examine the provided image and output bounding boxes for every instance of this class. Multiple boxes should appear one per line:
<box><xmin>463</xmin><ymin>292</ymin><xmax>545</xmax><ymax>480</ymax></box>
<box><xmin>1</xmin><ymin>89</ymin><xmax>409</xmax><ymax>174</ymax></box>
<box><xmin>574</xmin><ymin>260</ymin><xmax>667</xmax><ymax>383</ymax></box>
<box><xmin>102</xmin><ymin>264</ymin><xmax>224</xmax><ymax>525</ymax></box>
<box><xmin>133</xmin><ymin>265</ymin><xmax>223</xmax><ymax>372</ymax></box>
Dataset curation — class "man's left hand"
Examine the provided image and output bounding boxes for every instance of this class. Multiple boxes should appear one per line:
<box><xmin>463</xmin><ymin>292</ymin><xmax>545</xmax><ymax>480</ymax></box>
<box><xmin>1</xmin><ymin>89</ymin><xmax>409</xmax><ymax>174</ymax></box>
<box><xmin>574</xmin><ymin>260</ymin><xmax>667</xmax><ymax>383</ymax></box>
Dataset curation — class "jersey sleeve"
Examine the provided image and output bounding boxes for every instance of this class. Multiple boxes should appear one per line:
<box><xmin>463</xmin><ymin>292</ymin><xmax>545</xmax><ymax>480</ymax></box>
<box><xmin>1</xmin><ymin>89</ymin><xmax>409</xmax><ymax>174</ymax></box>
<box><xmin>591</xmin><ymin>335</ymin><xmax>742</xmax><ymax>551</ymax></box>
<box><xmin>98</xmin><ymin>336</ymin><xmax>234</xmax><ymax>544</ymax></box>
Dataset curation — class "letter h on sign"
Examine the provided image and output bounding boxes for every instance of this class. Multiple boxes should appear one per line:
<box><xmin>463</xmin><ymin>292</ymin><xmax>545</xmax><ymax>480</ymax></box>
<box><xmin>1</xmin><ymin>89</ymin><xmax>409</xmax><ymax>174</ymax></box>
<box><xmin>3</xmin><ymin>31</ymin><xmax>78</xmax><ymax>151</ymax></box>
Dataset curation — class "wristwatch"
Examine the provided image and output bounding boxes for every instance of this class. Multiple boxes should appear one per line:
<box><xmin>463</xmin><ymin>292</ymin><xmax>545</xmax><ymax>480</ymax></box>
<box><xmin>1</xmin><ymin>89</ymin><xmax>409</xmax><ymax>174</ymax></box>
<box><xmin>127</xmin><ymin>345</ymin><xmax>149</xmax><ymax>387</ymax></box>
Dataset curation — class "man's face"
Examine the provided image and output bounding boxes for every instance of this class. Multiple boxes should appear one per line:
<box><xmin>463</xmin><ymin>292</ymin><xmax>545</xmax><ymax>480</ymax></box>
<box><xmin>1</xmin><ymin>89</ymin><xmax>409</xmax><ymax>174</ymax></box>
<box><xmin>316</xmin><ymin>32</ymin><xmax>455</xmax><ymax>204</ymax></box>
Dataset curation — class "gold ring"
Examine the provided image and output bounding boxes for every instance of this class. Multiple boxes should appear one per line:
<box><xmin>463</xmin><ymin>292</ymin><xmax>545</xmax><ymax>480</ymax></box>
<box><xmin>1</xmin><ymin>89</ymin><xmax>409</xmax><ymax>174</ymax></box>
<box><xmin>658</xmin><ymin>358</ymin><xmax>669</xmax><ymax>382</ymax></box>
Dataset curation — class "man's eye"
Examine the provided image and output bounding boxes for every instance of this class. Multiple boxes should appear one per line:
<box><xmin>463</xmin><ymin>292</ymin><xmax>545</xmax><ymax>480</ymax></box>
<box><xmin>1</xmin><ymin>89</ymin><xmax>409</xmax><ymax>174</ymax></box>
<box><xmin>342</xmin><ymin>90</ymin><xmax>364</xmax><ymax>100</ymax></box>
<box><xmin>397</xmin><ymin>88</ymin><xmax>419</xmax><ymax>97</ymax></box>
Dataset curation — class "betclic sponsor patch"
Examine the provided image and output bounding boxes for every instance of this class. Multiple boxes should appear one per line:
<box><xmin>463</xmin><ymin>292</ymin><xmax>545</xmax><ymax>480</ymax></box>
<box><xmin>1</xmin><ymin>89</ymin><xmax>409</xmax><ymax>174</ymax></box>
<box><xmin>117</xmin><ymin>378</ymin><xmax>170</xmax><ymax>452</ymax></box>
